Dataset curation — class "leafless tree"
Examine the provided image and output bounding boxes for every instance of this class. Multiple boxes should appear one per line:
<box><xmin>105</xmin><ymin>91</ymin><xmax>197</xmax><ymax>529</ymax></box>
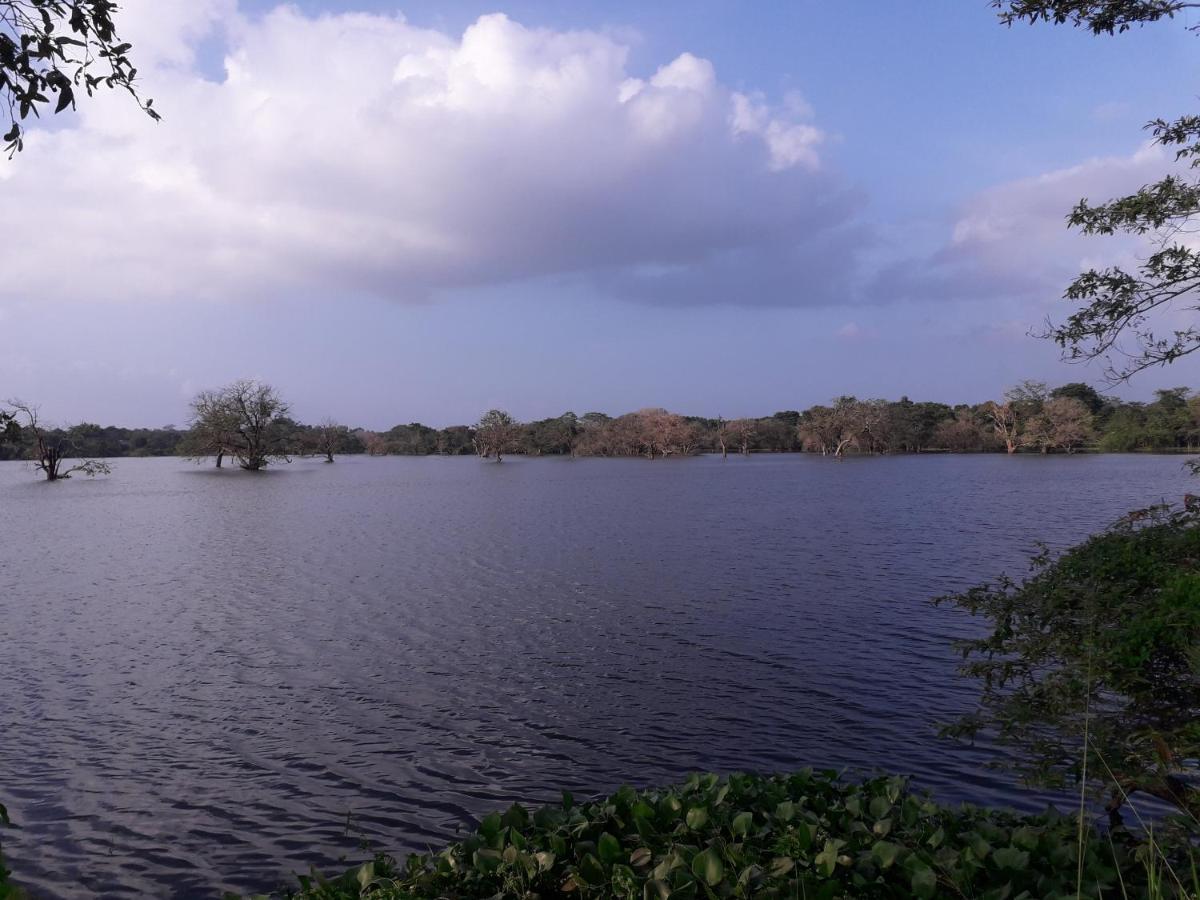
<box><xmin>799</xmin><ymin>397</ymin><xmax>864</xmax><ymax>458</ymax></box>
<box><xmin>357</xmin><ymin>429</ymin><xmax>387</xmax><ymax>456</ymax></box>
<box><xmin>856</xmin><ymin>400</ymin><xmax>893</xmax><ymax>454</ymax></box>
<box><xmin>629</xmin><ymin>408</ymin><xmax>695</xmax><ymax>458</ymax></box>
<box><xmin>1043</xmin><ymin>396</ymin><xmax>1095</xmax><ymax>453</ymax></box>
<box><xmin>307</xmin><ymin>418</ymin><xmax>347</xmax><ymax>463</ymax></box>
<box><xmin>715</xmin><ymin>417</ymin><xmax>730</xmax><ymax>459</ymax></box>
<box><xmin>984</xmin><ymin>401</ymin><xmax>1020</xmax><ymax>455</ymax></box>
<box><xmin>185</xmin><ymin>388</ymin><xmax>239</xmax><ymax>468</ymax></box>
<box><xmin>188</xmin><ymin>380</ymin><xmax>291</xmax><ymax>471</ymax></box>
<box><xmin>728</xmin><ymin>418</ymin><xmax>757</xmax><ymax>456</ymax></box>
<box><xmin>6</xmin><ymin>401</ymin><xmax>111</xmax><ymax>481</ymax></box>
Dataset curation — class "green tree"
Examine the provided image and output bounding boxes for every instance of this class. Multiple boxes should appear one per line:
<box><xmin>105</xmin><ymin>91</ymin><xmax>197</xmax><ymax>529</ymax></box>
<box><xmin>995</xmin><ymin>1</ymin><xmax>1200</xmax><ymax>379</ymax></box>
<box><xmin>1</xmin><ymin>0</ymin><xmax>158</xmax><ymax>156</ymax></box>
<box><xmin>1050</xmin><ymin>381</ymin><xmax>1107</xmax><ymax>415</ymax></box>
<box><xmin>474</xmin><ymin>409</ymin><xmax>520</xmax><ymax>461</ymax></box>
<box><xmin>0</xmin><ymin>407</ymin><xmax>17</xmax><ymax>444</ymax></box>
<box><xmin>938</xmin><ymin>503</ymin><xmax>1200</xmax><ymax>825</ymax></box>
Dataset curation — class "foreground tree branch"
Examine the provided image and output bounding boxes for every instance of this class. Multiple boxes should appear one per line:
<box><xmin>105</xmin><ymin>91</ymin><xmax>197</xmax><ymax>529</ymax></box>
<box><xmin>994</xmin><ymin>1</ymin><xmax>1200</xmax><ymax>381</ymax></box>
<box><xmin>0</xmin><ymin>0</ymin><xmax>159</xmax><ymax>156</ymax></box>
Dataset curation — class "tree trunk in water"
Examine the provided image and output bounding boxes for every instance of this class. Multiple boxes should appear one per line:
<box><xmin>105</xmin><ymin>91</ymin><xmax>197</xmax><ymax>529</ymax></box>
<box><xmin>215</xmin><ymin>449</ymin><xmax>224</xmax><ymax>469</ymax></box>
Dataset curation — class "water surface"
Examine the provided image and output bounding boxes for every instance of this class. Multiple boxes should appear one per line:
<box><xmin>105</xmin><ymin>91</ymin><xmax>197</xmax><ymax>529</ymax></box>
<box><xmin>1</xmin><ymin>453</ymin><xmax>1192</xmax><ymax>897</ymax></box>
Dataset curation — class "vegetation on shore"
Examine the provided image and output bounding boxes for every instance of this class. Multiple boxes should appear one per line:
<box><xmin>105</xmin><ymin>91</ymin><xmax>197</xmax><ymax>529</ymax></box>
<box><xmin>937</xmin><ymin>503</ymin><xmax>1200</xmax><ymax>828</ymax></box>
<box><xmin>253</xmin><ymin>771</ymin><xmax>1195</xmax><ymax>900</ymax></box>
<box><xmin>3</xmin><ymin>380</ymin><xmax>1200</xmax><ymax>469</ymax></box>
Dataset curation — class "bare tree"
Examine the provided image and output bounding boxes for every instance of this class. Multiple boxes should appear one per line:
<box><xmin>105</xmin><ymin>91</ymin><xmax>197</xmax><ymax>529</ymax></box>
<box><xmin>984</xmin><ymin>401</ymin><xmax>1020</xmax><ymax>454</ymax></box>
<box><xmin>187</xmin><ymin>380</ymin><xmax>291</xmax><ymax>471</ymax></box>
<box><xmin>307</xmin><ymin>418</ymin><xmax>348</xmax><ymax>463</ymax></box>
<box><xmin>6</xmin><ymin>401</ymin><xmax>111</xmax><ymax>480</ymax></box>
<box><xmin>715</xmin><ymin>417</ymin><xmax>730</xmax><ymax>459</ymax></box>
<box><xmin>223</xmin><ymin>380</ymin><xmax>292</xmax><ymax>470</ymax></box>
<box><xmin>1044</xmin><ymin>396</ymin><xmax>1095</xmax><ymax>453</ymax></box>
<box><xmin>357</xmin><ymin>429</ymin><xmax>387</xmax><ymax>456</ymax></box>
<box><xmin>799</xmin><ymin>397</ymin><xmax>863</xmax><ymax>458</ymax></box>
<box><xmin>856</xmin><ymin>400</ymin><xmax>893</xmax><ymax>454</ymax></box>
<box><xmin>630</xmin><ymin>408</ymin><xmax>696</xmax><ymax>458</ymax></box>
<box><xmin>185</xmin><ymin>388</ymin><xmax>239</xmax><ymax>468</ymax></box>
<box><xmin>474</xmin><ymin>409</ymin><xmax>520</xmax><ymax>461</ymax></box>
<box><xmin>728</xmin><ymin>418</ymin><xmax>757</xmax><ymax>456</ymax></box>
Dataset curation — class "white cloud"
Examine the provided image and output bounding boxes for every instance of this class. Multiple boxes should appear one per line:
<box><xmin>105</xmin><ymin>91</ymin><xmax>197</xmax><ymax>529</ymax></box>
<box><xmin>1</xmin><ymin>3</ymin><xmax>855</xmax><ymax>307</ymax></box>
<box><xmin>873</xmin><ymin>142</ymin><xmax>1181</xmax><ymax>306</ymax></box>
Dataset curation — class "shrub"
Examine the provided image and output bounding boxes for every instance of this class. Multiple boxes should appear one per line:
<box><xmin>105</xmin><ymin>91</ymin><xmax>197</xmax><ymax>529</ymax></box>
<box><xmin>936</xmin><ymin>504</ymin><xmax>1200</xmax><ymax>826</ymax></box>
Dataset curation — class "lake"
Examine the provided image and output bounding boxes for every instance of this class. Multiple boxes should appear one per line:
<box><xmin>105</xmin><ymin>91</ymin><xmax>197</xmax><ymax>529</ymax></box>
<box><xmin>0</xmin><ymin>453</ymin><xmax>1193</xmax><ymax>898</ymax></box>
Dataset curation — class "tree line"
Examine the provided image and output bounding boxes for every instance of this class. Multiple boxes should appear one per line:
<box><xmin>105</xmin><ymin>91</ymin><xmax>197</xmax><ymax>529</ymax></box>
<box><xmin>2</xmin><ymin>379</ymin><xmax>1200</xmax><ymax>476</ymax></box>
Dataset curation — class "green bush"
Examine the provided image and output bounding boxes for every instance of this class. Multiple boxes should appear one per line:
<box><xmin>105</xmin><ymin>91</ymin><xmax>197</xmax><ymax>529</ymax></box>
<box><xmin>270</xmin><ymin>771</ymin><xmax>1193</xmax><ymax>899</ymax></box>
<box><xmin>936</xmin><ymin>505</ymin><xmax>1200</xmax><ymax>825</ymax></box>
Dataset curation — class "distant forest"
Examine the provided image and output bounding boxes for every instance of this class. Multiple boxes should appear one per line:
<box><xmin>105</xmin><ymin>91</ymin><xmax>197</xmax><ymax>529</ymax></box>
<box><xmin>2</xmin><ymin>381</ymin><xmax>1199</xmax><ymax>464</ymax></box>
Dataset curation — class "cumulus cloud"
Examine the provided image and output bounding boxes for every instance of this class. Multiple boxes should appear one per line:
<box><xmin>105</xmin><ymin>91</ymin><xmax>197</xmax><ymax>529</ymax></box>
<box><xmin>0</xmin><ymin>2</ymin><xmax>863</xmax><ymax>307</ymax></box>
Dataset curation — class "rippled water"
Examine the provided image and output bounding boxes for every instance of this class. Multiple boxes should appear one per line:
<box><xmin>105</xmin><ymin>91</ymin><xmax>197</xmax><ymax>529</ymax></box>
<box><xmin>0</xmin><ymin>453</ymin><xmax>1193</xmax><ymax>898</ymax></box>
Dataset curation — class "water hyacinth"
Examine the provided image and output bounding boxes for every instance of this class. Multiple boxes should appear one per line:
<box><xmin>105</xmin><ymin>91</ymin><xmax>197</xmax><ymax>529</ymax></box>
<box><xmin>260</xmin><ymin>771</ymin><xmax>1195</xmax><ymax>899</ymax></box>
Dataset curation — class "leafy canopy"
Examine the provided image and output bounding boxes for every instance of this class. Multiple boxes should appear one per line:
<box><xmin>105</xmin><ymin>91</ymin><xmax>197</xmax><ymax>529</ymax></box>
<box><xmin>0</xmin><ymin>0</ymin><xmax>157</xmax><ymax>156</ymax></box>
<box><xmin>994</xmin><ymin>1</ymin><xmax>1200</xmax><ymax>380</ymax></box>
<box><xmin>937</xmin><ymin>504</ymin><xmax>1200</xmax><ymax>825</ymax></box>
<box><xmin>996</xmin><ymin>1</ymin><xmax>1200</xmax><ymax>34</ymax></box>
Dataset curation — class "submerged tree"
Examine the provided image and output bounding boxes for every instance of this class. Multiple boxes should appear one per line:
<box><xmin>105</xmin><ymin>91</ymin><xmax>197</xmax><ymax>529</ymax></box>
<box><xmin>474</xmin><ymin>409</ymin><xmax>520</xmax><ymax>461</ymax></box>
<box><xmin>305</xmin><ymin>418</ymin><xmax>351</xmax><ymax>463</ymax></box>
<box><xmin>186</xmin><ymin>380</ymin><xmax>292</xmax><ymax>471</ymax></box>
<box><xmin>938</xmin><ymin>503</ymin><xmax>1200</xmax><ymax>824</ymax></box>
<box><xmin>728</xmin><ymin>418</ymin><xmax>758</xmax><ymax>456</ymax></box>
<box><xmin>6</xmin><ymin>400</ymin><xmax>110</xmax><ymax>480</ymax></box>
<box><xmin>184</xmin><ymin>388</ymin><xmax>239</xmax><ymax>468</ymax></box>
<box><xmin>1</xmin><ymin>0</ymin><xmax>159</xmax><ymax>156</ymax></box>
<box><xmin>995</xmin><ymin>1</ymin><xmax>1200</xmax><ymax>379</ymax></box>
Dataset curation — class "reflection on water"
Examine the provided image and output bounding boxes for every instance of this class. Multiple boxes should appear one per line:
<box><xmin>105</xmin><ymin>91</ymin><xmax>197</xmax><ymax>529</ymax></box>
<box><xmin>0</xmin><ymin>453</ymin><xmax>1192</xmax><ymax>898</ymax></box>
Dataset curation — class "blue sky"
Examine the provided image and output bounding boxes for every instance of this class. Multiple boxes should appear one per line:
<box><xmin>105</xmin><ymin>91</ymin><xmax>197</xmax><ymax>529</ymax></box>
<box><xmin>2</xmin><ymin>0</ymin><xmax>1199</xmax><ymax>428</ymax></box>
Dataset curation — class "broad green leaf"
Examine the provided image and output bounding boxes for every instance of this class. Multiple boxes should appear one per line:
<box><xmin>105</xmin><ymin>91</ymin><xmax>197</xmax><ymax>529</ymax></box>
<box><xmin>731</xmin><ymin>810</ymin><xmax>754</xmax><ymax>836</ymax></box>
<box><xmin>993</xmin><ymin>847</ymin><xmax>1030</xmax><ymax>870</ymax></box>
<box><xmin>598</xmin><ymin>831</ymin><xmax>622</xmax><ymax>864</ymax></box>
<box><xmin>872</xmin><ymin>840</ymin><xmax>902</xmax><ymax>869</ymax></box>
<box><xmin>691</xmin><ymin>848</ymin><xmax>725</xmax><ymax>886</ymax></box>
<box><xmin>911</xmin><ymin>862</ymin><xmax>937</xmax><ymax>899</ymax></box>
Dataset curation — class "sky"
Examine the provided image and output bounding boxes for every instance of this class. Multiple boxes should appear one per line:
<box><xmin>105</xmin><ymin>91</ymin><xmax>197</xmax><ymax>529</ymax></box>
<box><xmin>3</xmin><ymin>0</ymin><xmax>1200</xmax><ymax>429</ymax></box>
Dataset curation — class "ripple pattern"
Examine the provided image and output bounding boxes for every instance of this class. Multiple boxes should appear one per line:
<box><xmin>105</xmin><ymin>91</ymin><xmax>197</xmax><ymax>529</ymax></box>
<box><xmin>0</xmin><ymin>453</ymin><xmax>1192</xmax><ymax>897</ymax></box>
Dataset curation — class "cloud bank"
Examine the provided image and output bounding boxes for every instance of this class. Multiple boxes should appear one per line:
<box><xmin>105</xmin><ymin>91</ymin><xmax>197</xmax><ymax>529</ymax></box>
<box><xmin>0</xmin><ymin>2</ymin><xmax>866</xmax><ymax>308</ymax></box>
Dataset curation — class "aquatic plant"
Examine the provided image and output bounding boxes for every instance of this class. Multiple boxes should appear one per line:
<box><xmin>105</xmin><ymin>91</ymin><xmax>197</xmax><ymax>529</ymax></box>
<box><xmin>266</xmin><ymin>770</ymin><xmax>1194</xmax><ymax>899</ymax></box>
